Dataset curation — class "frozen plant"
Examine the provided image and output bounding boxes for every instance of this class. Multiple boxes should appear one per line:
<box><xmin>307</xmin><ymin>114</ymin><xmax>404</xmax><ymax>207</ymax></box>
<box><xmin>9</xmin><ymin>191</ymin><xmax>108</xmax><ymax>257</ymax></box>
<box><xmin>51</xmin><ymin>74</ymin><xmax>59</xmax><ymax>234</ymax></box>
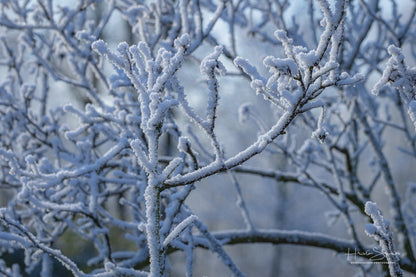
<box><xmin>0</xmin><ymin>0</ymin><xmax>415</xmax><ymax>276</ymax></box>
<box><xmin>365</xmin><ymin>201</ymin><xmax>403</xmax><ymax>277</ymax></box>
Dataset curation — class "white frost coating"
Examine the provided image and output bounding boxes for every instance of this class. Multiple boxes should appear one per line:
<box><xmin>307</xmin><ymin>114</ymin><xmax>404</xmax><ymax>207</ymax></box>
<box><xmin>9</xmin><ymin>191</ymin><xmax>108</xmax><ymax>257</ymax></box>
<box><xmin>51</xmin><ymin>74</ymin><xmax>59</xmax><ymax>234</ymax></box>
<box><xmin>364</xmin><ymin>201</ymin><xmax>379</xmax><ymax>217</ymax></box>
<box><xmin>161</xmin><ymin>157</ymin><xmax>183</xmax><ymax>179</ymax></box>
<box><xmin>130</xmin><ymin>139</ymin><xmax>151</xmax><ymax>170</ymax></box>
<box><xmin>281</xmin><ymin>90</ymin><xmax>298</xmax><ymax>107</ymax></box>
<box><xmin>104</xmin><ymin>261</ymin><xmax>116</xmax><ymax>271</ymax></box>
<box><xmin>250</xmin><ymin>79</ymin><xmax>264</xmax><ymax>91</ymax></box>
<box><xmin>312</xmin><ymin>61</ymin><xmax>338</xmax><ymax>79</ymax></box>
<box><xmin>29</xmin><ymin>196</ymin><xmax>84</xmax><ymax>213</ymax></box>
<box><xmin>372</xmin><ymin>44</ymin><xmax>416</xmax><ymax>141</ymax></box>
<box><xmin>372</xmin><ymin>45</ymin><xmax>411</xmax><ymax>96</ymax></box>
<box><xmin>312</xmin><ymin>107</ymin><xmax>328</xmax><ymax>143</ymax></box>
<box><xmin>200</xmin><ymin>46</ymin><xmax>225</xmax><ymax>75</ymax></box>
<box><xmin>177</xmin><ymin>136</ymin><xmax>190</xmax><ymax>153</ymax></box>
<box><xmin>1</xmin><ymin>1</ymin><xmax>412</xmax><ymax>276</ymax></box>
<box><xmin>274</xmin><ymin>29</ymin><xmax>294</xmax><ymax>58</ymax></box>
<box><xmin>263</xmin><ymin>56</ymin><xmax>298</xmax><ymax>76</ymax></box>
<box><xmin>365</xmin><ymin>223</ymin><xmax>377</xmax><ymax>235</ymax></box>
<box><xmin>408</xmin><ymin>100</ymin><xmax>416</xmax><ymax>128</ymax></box>
<box><xmin>75</xmin><ymin>30</ymin><xmax>95</xmax><ymax>42</ymax></box>
<box><xmin>92</xmin><ymin>40</ymin><xmax>126</xmax><ymax>68</ymax></box>
<box><xmin>25</xmin><ymin>155</ymin><xmax>35</xmax><ymax>164</ymax></box>
<box><xmin>126</xmin><ymin>5</ymin><xmax>146</xmax><ymax>22</ymax></box>
<box><xmin>91</xmin><ymin>39</ymin><xmax>107</xmax><ymax>54</ymax></box>
<box><xmin>337</xmin><ymin>72</ymin><xmax>364</xmax><ymax>86</ymax></box>
<box><xmin>298</xmin><ymin>50</ymin><xmax>318</xmax><ymax>68</ymax></box>
<box><xmin>274</xmin><ymin>30</ymin><xmax>287</xmax><ymax>41</ymax></box>
<box><xmin>104</xmin><ymin>261</ymin><xmax>149</xmax><ymax>277</ymax></box>
<box><xmin>89</xmin><ymin>172</ymin><xmax>99</xmax><ymax>217</ymax></box>
<box><xmin>388</xmin><ymin>44</ymin><xmax>402</xmax><ymax>57</ymax></box>
<box><xmin>364</xmin><ymin>201</ymin><xmax>403</xmax><ymax>277</ymax></box>
<box><xmin>144</xmin><ymin>182</ymin><xmax>162</xmax><ymax>277</ymax></box>
<box><xmin>234</xmin><ymin>57</ymin><xmax>266</xmax><ymax>83</ymax></box>
<box><xmin>174</xmin><ymin>33</ymin><xmax>191</xmax><ymax>48</ymax></box>
<box><xmin>333</xmin><ymin>0</ymin><xmax>346</xmax><ymax>23</ymax></box>
<box><xmin>372</xmin><ymin>68</ymin><xmax>392</xmax><ymax>95</ymax></box>
<box><xmin>163</xmin><ymin>215</ymin><xmax>198</xmax><ymax>248</ymax></box>
<box><xmin>200</xmin><ymin>46</ymin><xmax>225</xmax><ymax>129</ymax></box>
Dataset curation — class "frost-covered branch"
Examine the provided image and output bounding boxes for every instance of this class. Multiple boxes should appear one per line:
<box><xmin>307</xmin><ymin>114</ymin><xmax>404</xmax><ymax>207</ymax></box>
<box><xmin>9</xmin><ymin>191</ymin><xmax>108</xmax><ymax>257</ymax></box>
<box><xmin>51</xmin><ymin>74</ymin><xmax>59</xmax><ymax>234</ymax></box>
<box><xmin>365</xmin><ymin>202</ymin><xmax>403</xmax><ymax>277</ymax></box>
<box><xmin>0</xmin><ymin>0</ymin><xmax>416</xmax><ymax>276</ymax></box>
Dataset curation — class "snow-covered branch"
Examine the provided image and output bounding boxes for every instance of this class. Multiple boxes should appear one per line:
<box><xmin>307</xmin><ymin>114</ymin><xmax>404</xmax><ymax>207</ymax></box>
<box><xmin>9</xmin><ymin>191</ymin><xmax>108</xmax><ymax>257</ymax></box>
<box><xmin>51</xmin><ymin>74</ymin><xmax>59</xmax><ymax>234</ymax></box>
<box><xmin>0</xmin><ymin>0</ymin><xmax>416</xmax><ymax>276</ymax></box>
